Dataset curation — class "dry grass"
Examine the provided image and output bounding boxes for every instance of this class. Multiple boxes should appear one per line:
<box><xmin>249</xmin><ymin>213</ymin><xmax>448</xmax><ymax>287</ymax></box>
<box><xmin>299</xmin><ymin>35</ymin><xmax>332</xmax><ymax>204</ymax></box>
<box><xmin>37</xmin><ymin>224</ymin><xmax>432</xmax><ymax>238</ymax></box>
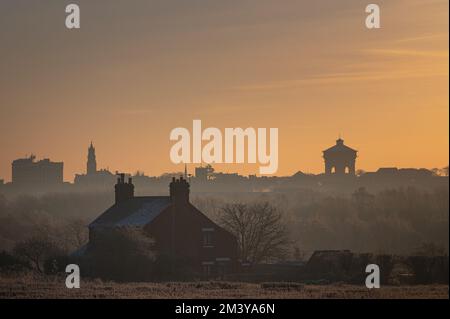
<box><xmin>0</xmin><ymin>274</ymin><xmax>447</xmax><ymax>299</ymax></box>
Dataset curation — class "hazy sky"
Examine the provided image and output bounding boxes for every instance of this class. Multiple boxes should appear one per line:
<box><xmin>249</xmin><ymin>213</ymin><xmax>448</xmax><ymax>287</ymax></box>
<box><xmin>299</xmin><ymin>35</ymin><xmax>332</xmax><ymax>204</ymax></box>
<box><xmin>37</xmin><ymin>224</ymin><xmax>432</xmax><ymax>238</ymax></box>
<box><xmin>0</xmin><ymin>0</ymin><xmax>448</xmax><ymax>181</ymax></box>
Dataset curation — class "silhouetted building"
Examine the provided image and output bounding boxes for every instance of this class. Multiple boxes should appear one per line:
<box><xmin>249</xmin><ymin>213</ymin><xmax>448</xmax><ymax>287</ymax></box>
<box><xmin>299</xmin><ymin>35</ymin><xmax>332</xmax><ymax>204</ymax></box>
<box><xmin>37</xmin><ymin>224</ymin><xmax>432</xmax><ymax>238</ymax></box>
<box><xmin>86</xmin><ymin>176</ymin><xmax>238</xmax><ymax>278</ymax></box>
<box><xmin>195</xmin><ymin>165</ymin><xmax>214</xmax><ymax>182</ymax></box>
<box><xmin>74</xmin><ymin>143</ymin><xmax>115</xmax><ymax>190</ymax></box>
<box><xmin>87</xmin><ymin>142</ymin><xmax>97</xmax><ymax>175</ymax></box>
<box><xmin>11</xmin><ymin>155</ymin><xmax>63</xmax><ymax>187</ymax></box>
<box><xmin>323</xmin><ymin>138</ymin><xmax>357</xmax><ymax>175</ymax></box>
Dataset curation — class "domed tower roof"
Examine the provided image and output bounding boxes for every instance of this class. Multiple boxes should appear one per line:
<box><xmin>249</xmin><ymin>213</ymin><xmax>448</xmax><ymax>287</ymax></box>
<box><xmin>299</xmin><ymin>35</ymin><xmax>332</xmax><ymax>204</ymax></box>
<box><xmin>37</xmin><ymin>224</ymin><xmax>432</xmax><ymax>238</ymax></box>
<box><xmin>323</xmin><ymin>138</ymin><xmax>357</xmax><ymax>156</ymax></box>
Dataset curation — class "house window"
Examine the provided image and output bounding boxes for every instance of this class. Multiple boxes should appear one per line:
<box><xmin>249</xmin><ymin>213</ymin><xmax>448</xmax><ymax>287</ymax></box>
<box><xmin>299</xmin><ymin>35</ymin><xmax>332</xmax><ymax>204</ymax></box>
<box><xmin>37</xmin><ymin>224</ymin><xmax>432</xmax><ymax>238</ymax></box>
<box><xmin>202</xmin><ymin>262</ymin><xmax>214</xmax><ymax>277</ymax></box>
<box><xmin>216</xmin><ymin>258</ymin><xmax>230</xmax><ymax>278</ymax></box>
<box><xmin>202</xmin><ymin>228</ymin><xmax>214</xmax><ymax>247</ymax></box>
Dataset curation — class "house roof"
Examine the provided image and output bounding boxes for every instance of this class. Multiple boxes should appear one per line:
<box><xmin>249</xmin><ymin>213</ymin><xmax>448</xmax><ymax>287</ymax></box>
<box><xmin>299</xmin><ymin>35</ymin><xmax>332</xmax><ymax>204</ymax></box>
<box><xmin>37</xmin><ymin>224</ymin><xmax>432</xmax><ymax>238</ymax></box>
<box><xmin>89</xmin><ymin>196</ymin><xmax>171</xmax><ymax>228</ymax></box>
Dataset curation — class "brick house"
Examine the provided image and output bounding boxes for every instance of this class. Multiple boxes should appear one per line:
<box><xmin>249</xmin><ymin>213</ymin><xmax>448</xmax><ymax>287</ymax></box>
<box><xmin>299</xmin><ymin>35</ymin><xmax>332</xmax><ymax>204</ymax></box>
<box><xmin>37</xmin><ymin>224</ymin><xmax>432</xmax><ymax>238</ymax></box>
<box><xmin>86</xmin><ymin>174</ymin><xmax>238</xmax><ymax>278</ymax></box>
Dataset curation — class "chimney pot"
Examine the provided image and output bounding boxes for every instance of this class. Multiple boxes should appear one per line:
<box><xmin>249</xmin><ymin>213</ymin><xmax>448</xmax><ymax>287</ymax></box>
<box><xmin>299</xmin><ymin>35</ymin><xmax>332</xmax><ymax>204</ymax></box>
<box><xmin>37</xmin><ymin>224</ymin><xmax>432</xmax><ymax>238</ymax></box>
<box><xmin>115</xmin><ymin>173</ymin><xmax>134</xmax><ymax>204</ymax></box>
<box><xmin>169</xmin><ymin>177</ymin><xmax>190</xmax><ymax>204</ymax></box>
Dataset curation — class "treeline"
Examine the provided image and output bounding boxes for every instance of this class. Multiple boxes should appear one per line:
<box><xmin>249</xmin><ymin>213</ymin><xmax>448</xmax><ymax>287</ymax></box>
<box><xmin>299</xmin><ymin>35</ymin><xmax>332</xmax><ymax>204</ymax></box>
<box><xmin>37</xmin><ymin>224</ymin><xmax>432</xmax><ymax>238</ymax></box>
<box><xmin>0</xmin><ymin>192</ymin><xmax>112</xmax><ymax>251</ymax></box>
<box><xmin>0</xmin><ymin>185</ymin><xmax>448</xmax><ymax>276</ymax></box>
<box><xmin>192</xmin><ymin>186</ymin><xmax>449</xmax><ymax>256</ymax></box>
<box><xmin>292</xmin><ymin>187</ymin><xmax>449</xmax><ymax>255</ymax></box>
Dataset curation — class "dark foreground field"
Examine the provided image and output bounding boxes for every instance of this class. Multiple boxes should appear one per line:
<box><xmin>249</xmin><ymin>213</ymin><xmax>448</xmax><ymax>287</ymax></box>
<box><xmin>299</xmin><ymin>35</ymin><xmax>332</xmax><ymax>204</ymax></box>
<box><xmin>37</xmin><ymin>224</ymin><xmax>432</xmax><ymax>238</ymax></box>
<box><xmin>0</xmin><ymin>275</ymin><xmax>448</xmax><ymax>299</ymax></box>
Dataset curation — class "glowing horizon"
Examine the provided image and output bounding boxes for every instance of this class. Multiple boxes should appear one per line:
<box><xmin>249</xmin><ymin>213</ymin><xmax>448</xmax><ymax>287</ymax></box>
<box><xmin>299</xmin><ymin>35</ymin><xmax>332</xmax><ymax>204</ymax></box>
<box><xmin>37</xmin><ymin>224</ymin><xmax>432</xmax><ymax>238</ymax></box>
<box><xmin>0</xmin><ymin>0</ymin><xmax>448</xmax><ymax>182</ymax></box>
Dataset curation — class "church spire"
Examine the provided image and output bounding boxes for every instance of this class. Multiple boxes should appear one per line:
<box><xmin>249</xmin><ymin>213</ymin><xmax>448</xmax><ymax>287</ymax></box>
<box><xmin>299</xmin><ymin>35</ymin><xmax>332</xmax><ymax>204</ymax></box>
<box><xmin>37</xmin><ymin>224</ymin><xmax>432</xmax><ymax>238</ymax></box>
<box><xmin>87</xmin><ymin>142</ymin><xmax>97</xmax><ymax>175</ymax></box>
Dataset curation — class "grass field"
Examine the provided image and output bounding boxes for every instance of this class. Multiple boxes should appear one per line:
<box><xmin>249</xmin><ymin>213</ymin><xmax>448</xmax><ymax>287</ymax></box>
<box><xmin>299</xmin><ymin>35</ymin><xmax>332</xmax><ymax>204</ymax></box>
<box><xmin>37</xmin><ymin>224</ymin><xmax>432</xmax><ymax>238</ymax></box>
<box><xmin>0</xmin><ymin>274</ymin><xmax>448</xmax><ymax>299</ymax></box>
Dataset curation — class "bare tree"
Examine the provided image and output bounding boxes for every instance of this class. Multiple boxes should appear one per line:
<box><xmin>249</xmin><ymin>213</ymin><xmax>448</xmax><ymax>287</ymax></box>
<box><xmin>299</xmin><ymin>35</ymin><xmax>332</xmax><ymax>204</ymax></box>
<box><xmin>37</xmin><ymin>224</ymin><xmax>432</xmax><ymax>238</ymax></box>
<box><xmin>218</xmin><ymin>202</ymin><xmax>290</xmax><ymax>264</ymax></box>
<box><xmin>64</xmin><ymin>218</ymin><xmax>88</xmax><ymax>251</ymax></box>
<box><xmin>13</xmin><ymin>236</ymin><xmax>60</xmax><ymax>273</ymax></box>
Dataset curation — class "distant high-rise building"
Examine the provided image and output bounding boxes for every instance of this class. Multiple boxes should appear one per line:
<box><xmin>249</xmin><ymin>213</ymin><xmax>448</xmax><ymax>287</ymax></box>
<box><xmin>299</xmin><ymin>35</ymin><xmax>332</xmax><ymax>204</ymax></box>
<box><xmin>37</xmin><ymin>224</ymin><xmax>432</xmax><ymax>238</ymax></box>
<box><xmin>323</xmin><ymin>138</ymin><xmax>357</xmax><ymax>175</ymax></box>
<box><xmin>87</xmin><ymin>142</ymin><xmax>97</xmax><ymax>175</ymax></box>
<box><xmin>195</xmin><ymin>165</ymin><xmax>214</xmax><ymax>182</ymax></box>
<box><xmin>11</xmin><ymin>155</ymin><xmax>64</xmax><ymax>187</ymax></box>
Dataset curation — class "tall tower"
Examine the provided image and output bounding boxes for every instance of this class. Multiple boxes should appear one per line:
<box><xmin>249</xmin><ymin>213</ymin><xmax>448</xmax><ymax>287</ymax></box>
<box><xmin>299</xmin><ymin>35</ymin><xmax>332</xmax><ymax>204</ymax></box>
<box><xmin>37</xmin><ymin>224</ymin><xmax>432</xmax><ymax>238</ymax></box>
<box><xmin>87</xmin><ymin>142</ymin><xmax>97</xmax><ymax>175</ymax></box>
<box><xmin>323</xmin><ymin>138</ymin><xmax>357</xmax><ymax>176</ymax></box>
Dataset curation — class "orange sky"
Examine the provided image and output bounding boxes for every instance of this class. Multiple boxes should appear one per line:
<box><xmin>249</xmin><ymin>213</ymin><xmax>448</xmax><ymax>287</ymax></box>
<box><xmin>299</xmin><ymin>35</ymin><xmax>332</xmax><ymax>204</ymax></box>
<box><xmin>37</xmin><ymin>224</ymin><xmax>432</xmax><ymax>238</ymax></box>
<box><xmin>0</xmin><ymin>0</ymin><xmax>448</xmax><ymax>181</ymax></box>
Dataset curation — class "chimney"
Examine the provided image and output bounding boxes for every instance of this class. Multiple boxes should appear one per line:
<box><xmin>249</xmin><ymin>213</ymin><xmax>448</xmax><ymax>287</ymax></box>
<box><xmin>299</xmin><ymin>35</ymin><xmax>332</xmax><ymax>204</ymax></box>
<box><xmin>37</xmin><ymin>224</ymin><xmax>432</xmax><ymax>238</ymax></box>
<box><xmin>115</xmin><ymin>173</ymin><xmax>134</xmax><ymax>204</ymax></box>
<box><xmin>169</xmin><ymin>176</ymin><xmax>190</xmax><ymax>204</ymax></box>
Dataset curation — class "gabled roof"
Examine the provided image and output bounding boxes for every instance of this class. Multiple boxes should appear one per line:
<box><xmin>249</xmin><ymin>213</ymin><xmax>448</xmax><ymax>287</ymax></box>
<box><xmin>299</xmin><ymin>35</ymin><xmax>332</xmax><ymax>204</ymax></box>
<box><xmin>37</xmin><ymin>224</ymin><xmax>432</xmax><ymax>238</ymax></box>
<box><xmin>89</xmin><ymin>196</ymin><xmax>171</xmax><ymax>228</ymax></box>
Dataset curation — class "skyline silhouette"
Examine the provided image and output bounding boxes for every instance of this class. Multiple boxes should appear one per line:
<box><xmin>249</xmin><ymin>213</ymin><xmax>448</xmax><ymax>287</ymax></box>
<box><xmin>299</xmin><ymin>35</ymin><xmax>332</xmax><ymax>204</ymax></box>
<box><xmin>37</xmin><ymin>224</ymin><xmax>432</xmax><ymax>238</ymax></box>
<box><xmin>1</xmin><ymin>139</ymin><xmax>448</xmax><ymax>184</ymax></box>
<box><xmin>0</xmin><ymin>1</ymin><xmax>448</xmax><ymax>301</ymax></box>
<box><xmin>0</xmin><ymin>0</ymin><xmax>448</xmax><ymax>181</ymax></box>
